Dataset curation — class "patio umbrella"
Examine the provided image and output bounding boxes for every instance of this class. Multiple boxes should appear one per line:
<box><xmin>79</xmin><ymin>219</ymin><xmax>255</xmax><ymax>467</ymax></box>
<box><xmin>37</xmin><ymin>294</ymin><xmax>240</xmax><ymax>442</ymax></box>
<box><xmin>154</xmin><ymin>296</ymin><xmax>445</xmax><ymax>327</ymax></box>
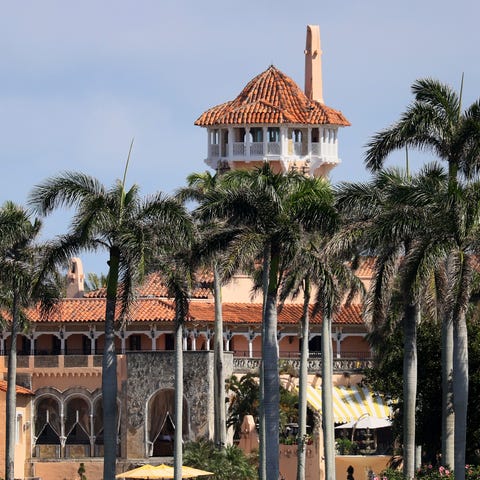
<box><xmin>116</xmin><ymin>463</ymin><xmax>214</xmax><ymax>479</ymax></box>
<box><xmin>115</xmin><ymin>464</ymin><xmax>161</xmax><ymax>479</ymax></box>
<box><xmin>335</xmin><ymin>415</ymin><xmax>392</xmax><ymax>430</ymax></box>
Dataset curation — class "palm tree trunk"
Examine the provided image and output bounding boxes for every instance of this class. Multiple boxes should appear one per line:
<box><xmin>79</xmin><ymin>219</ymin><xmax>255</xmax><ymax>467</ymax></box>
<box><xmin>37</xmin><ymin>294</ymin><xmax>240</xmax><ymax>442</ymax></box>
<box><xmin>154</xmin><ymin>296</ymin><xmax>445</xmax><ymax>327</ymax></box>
<box><xmin>258</xmin><ymin>246</ymin><xmax>270</xmax><ymax>480</ymax></box>
<box><xmin>453</xmin><ymin>311</ymin><xmax>468</xmax><ymax>480</ymax></box>
<box><xmin>213</xmin><ymin>263</ymin><xmax>226</xmax><ymax>447</ymax></box>
<box><xmin>262</xmin><ymin>249</ymin><xmax>280</xmax><ymax>480</ymax></box>
<box><xmin>441</xmin><ymin>312</ymin><xmax>454</xmax><ymax>468</ymax></box>
<box><xmin>296</xmin><ymin>280</ymin><xmax>310</xmax><ymax>480</ymax></box>
<box><xmin>174</xmin><ymin>307</ymin><xmax>184</xmax><ymax>480</ymax></box>
<box><xmin>321</xmin><ymin>314</ymin><xmax>335</xmax><ymax>480</ymax></box>
<box><xmin>403</xmin><ymin>302</ymin><xmax>418</xmax><ymax>480</ymax></box>
<box><xmin>102</xmin><ymin>248</ymin><xmax>120</xmax><ymax>480</ymax></box>
<box><xmin>5</xmin><ymin>289</ymin><xmax>19</xmax><ymax>480</ymax></box>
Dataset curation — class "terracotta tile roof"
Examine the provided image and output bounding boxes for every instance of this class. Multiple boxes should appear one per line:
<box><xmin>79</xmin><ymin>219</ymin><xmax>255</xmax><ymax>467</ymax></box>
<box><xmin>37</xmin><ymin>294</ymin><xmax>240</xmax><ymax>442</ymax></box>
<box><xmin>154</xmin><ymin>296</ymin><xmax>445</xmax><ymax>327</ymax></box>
<box><xmin>195</xmin><ymin>65</ymin><xmax>350</xmax><ymax>127</ymax></box>
<box><xmin>353</xmin><ymin>257</ymin><xmax>376</xmax><ymax>278</ymax></box>
<box><xmin>25</xmin><ymin>299</ymin><xmax>362</xmax><ymax>327</ymax></box>
<box><xmin>0</xmin><ymin>380</ymin><xmax>33</xmax><ymax>395</ymax></box>
<box><xmin>27</xmin><ymin>298</ymin><xmax>178</xmax><ymax>323</ymax></box>
<box><xmin>84</xmin><ymin>272</ymin><xmax>212</xmax><ymax>300</ymax></box>
<box><xmin>189</xmin><ymin>302</ymin><xmax>363</xmax><ymax>326</ymax></box>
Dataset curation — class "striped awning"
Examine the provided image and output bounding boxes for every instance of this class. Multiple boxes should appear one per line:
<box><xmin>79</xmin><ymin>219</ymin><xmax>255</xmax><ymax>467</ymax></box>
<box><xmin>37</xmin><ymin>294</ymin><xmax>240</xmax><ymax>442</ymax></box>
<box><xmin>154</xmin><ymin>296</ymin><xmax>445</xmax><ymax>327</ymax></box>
<box><xmin>303</xmin><ymin>384</ymin><xmax>392</xmax><ymax>423</ymax></box>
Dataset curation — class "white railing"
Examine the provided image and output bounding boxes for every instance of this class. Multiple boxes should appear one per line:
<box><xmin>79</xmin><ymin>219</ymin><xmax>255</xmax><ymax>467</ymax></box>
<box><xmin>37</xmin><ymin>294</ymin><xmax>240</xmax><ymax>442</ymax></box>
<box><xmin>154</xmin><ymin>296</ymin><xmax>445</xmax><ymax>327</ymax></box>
<box><xmin>232</xmin><ymin>357</ymin><xmax>373</xmax><ymax>374</ymax></box>
<box><xmin>311</xmin><ymin>142</ymin><xmax>321</xmax><ymax>156</ymax></box>
<box><xmin>267</xmin><ymin>142</ymin><xmax>281</xmax><ymax>155</ymax></box>
<box><xmin>233</xmin><ymin>142</ymin><xmax>245</xmax><ymax>156</ymax></box>
<box><xmin>249</xmin><ymin>142</ymin><xmax>264</xmax><ymax>156</ymax></box>
<box><xmin>293</xmin><ymin>142</ymin><xmax>303</xmax><ymax>156</ymax></box>
<box><xmin>209</xmin><ymin>144</ymin><xmax>220</xmax><ymax>158</ymax></box>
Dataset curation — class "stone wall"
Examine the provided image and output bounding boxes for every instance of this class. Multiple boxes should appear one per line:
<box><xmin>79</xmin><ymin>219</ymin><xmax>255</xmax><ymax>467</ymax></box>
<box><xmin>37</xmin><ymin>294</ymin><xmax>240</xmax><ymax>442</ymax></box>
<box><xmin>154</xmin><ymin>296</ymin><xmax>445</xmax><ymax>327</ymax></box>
<box><xmin>124</xmin><ymin>351</ymin><xmax>233</xmax><ymax>458</ymax></box>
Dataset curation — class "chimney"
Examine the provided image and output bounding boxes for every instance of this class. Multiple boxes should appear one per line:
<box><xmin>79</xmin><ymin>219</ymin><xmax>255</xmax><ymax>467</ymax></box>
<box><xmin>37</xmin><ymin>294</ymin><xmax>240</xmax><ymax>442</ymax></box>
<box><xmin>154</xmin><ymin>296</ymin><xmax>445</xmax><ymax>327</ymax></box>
<box><xmin>66</xmin><ymin>257</ymin><xmax>85</xmax><ymax>298</ymax></box>
<box><xmin>304</xmin><ymin>25</ymin><xmax>324</xmax><ymax>104</ymax></box>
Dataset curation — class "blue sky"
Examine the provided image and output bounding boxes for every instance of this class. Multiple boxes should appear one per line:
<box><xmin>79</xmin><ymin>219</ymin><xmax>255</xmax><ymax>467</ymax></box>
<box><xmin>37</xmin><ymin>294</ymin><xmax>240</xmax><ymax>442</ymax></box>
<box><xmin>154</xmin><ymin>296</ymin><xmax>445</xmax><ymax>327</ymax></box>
<box><xmin>2</xmin><ymin>0</ymin><xmax>479</xmax><ymax>275</ymax></box>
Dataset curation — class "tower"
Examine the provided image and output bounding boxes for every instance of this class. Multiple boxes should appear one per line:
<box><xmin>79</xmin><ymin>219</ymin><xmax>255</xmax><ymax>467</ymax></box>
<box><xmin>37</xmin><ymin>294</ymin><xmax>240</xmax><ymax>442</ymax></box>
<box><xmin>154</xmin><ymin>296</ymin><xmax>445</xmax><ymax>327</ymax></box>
<box><xmin>195</xmin><ymin>25</ymin><xmax>350</xmax><ymax>178</ymax></box>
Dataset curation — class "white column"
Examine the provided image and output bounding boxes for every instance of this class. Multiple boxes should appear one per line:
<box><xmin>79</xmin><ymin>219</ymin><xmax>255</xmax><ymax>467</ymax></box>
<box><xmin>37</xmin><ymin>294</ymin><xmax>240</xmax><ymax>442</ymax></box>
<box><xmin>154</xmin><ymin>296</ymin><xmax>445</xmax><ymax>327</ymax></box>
<box><xmin>207</xmin><ymin>128</ymin><xmax>212</xmax><ymax>159</ymax></box>
<box><xmin>225</xmin><ymin>329</ymin><xmax>233</xmax><ymax>351</ymax></box>
<box><xmin>280</xmin><ymin>127</ymin><xmax>287</xmax><ymax>157</ymax></box>
<box><xmin>183</xmin><ymin>329</ymin><xmax>188</xmax><ymax>351</ymax></box>
<box><xmin>228</xmin><ymin>127</ymin><xmax>234</xmax><ymax>158</ymax></box>
<box><xmin>245</xmin><ymin>127</ymin><xmax>251</xmax><ymax>158</ymax></box>
<box><xmin>89</xmin><ymin>328</ymin><xmax>96</xmax><ymax>354</ymax></box>
<box><xmin>120</xmin><ymin>331</ymin><xmax>126</xmax><ymax>354</ymax></box>
<box><xmin>263</xmin><ymin>126</ymin><xmax>268</xmax><ymax>157</ymax></box>
<box><xmin>30</xmin><ymin>333</ymin><xmax>35</xmax><ymax>355</ymax></box>
<box><xmin>151</xmin><ymin>327</ymin><xmax>157</xmax><ymax>351</ymax></box>
<box><xmin>307</xmin><ymin>126</ymin><xmax>312</xmax><ymax>160</ymax></box>
<box><xmin>59</xmin><ymin>328</ymin><xmax>65</xmax><ymax>354</ymax></box>
<box><xmin>192</xmin><ymin>329</ymin><xmax>198</xmax><ymax>351</ymax></box>
<box><xmin>248</xmin><ymin>328</ymin><xmax>256</xmax><ymax>358</ymax></box>
<box><xmin>206</xmin><ymin>329</ymin><xmax>212</xmax><ymax>350</ymax></box>
<box><xmin>335</xmin><ymin>331</ymin><xmax>342</xmax><ymax>359</ymax></box>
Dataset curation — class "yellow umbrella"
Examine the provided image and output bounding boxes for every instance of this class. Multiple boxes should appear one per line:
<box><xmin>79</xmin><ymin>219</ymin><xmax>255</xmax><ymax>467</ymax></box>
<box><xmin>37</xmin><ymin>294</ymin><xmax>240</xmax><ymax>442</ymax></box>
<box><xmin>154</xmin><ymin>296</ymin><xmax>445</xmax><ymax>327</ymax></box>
<box><xmin>116</xmin><ymin>464</ymin><xmax>161</xmax><ymax>479</ymax></box>
<box><xmin>116</xmin><ymin>463</ymin><xmax>214</xmax><ymax>479</ymax></box>
<box><xmin>178</xmin><ymin>466</ymin><xmax>214</xmax><ymax>478</ymax></box>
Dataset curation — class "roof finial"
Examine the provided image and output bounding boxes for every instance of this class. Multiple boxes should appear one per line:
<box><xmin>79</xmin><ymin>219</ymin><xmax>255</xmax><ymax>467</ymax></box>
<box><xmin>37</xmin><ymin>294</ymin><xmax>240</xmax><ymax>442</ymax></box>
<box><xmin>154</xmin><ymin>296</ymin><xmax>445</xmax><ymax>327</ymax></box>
<box><xmin>304</xmin><ymin>25</ymin><xmax>324</xmax><ymax>104</ymax></box>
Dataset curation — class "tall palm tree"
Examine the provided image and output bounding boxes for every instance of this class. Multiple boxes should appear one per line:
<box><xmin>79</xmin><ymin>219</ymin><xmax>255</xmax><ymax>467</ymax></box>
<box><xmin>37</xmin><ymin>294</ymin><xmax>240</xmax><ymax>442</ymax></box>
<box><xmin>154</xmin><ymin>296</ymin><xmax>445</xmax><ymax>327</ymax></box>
<box><xmin>177</xmin><ymin>171</ymin><xmax>229</xmax><ymax>448</ymax></box>
<box><xmin>334</xmin><ymin>166</ymin><xmax>447</xmax><ymax>479</ymax></box>
<box><xmin>392</xmin><ymin>170</ymin><xmax>480</xmax><ymax>480</ymax></box>
<box><xmin>197</xmin><ymin>163</ymin><xmax>337</xmax><ymax>480</ymax></box>
<box><xmin>0</xmin><ymin>201</ymin><xmax>60</xmax><ymax>480</ymax></box>
<box><xmin>29</xmin><ymin>171</ymin><xmax>192</xmax><ymax>480</ymax></box>
<box><xmin>365</xmin><ymin>78</ymin><xmax>480</xmax><ymax>477</ymax></box>
<box><xmin>157</xmin><ymin>253</ymin><xmax>193</xmax><ymax>480</ymax></box>
<box><xmin>280</xmin><ymin>238</ymin><xmax>363</xmax><ymax>480</ymax></box>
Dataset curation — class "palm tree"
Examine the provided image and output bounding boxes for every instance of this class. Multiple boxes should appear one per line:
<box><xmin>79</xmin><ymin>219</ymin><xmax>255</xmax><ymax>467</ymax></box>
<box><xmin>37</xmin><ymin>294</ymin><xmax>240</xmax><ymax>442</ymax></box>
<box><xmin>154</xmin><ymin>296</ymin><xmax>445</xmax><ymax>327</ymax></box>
<box><xmin>393</xmin><ymin>170</ymin><xmax>480</xmax><ymax>480</ymax></box>
<box><xmin>197</xmin><ymin>163</ymin><xmax>337</xmax><ymax>480</ymax></box>
<box><xmin>177</xmin><ymin>171</ymin><xmax>229</xmax><ymax>447</ymax></box>
<box><xmin>280</xmin><ymin>237</ymin><xmax>363</xmax><ymax>480</ymax></box>
<box><xmin>29</xmin><ymin>170</ymin><xmax>192</xmax><ymax>480</ymax></box>
<box><xmin>159</xmin><ymin>254</ymin><xmax>193</xmax><ymax>480</ymax></box>
<box><xmin>0</xmin><ymin>201</ymin><xmax>60</xmax><ymax>480</ymax></box>
<box><xmin>334</xmin><ymin>166</ymin><xmax>448</xmax><ymax>479</ymax></box>
<box><xmin>365</xmin><ymin>78</ymin><xmax>480</xmax><ymax>477</ymax></box>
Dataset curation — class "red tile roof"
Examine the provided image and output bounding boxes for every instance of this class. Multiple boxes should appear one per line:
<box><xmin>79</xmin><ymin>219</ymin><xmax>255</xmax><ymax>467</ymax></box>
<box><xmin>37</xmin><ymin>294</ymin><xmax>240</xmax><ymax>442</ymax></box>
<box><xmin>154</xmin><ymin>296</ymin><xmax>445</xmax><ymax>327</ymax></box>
<box><xmin>189</xmin><ymin>302</ymin><xmax>363</xmax><ymax>326</ymax></box>
<box><xmin>26</xmin><ymin>299</ymin><xmax>362</xmax><ymax>327</ymax></box>
<box><xmin>195</xmin><ymin>65</ymin><xmax>350</xmax><ymax>127</ymax></box>
<box><xmin>27</xmin><ymin>298</ymin><xmax>178</xmax><ymax>323</ymax></box>
<box><xmin>0</xmin><ymin>380</ymin><xmax>33</xmax><ymax>395</ymax></box>
<box><xmin>353</xmin><ymin>257</ymin><xmax>376</xmax><ymax>278</ymax></box>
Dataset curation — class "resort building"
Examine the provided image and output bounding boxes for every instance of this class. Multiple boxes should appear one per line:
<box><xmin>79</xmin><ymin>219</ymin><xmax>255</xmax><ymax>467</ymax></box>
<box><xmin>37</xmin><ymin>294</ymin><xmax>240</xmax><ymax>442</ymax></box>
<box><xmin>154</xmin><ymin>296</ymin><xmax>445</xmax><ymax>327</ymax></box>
<box><xmin>0</xmin><ymin>26</ymin><xmax>387</xmax><ymax>480</ymax></box>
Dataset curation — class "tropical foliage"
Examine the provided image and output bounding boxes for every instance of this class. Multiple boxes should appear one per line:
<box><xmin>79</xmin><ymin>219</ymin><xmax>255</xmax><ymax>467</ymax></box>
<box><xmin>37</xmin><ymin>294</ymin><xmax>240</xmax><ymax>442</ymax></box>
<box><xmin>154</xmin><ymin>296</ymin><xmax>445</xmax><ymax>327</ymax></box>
<box><xmin>29</xmin><ymin>167</ymin><xmax>192</xmax><ymax>480</ymax></box>
<box><xmin>183</xmin><ymin>439</ymin><xmax>257</xmax><ymax>480</ymax></box>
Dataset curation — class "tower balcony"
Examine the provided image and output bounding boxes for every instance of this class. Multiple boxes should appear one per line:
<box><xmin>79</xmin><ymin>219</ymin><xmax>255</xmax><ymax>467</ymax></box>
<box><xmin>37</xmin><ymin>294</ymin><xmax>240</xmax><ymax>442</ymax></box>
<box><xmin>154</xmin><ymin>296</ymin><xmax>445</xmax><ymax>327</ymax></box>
<box><xmin>204</xmin><ymin>125</ymin><xmax>340</xmax><ymax>177</ymax></box>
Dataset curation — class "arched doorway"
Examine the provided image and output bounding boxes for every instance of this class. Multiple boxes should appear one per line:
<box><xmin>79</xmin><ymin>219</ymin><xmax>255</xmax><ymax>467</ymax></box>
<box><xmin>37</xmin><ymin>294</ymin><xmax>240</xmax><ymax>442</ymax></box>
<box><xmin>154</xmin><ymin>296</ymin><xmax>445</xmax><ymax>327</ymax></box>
<box><xmin>147</xmin><ymin>389</ymin><xmax>188</xmax><ymax>457</ymax></box>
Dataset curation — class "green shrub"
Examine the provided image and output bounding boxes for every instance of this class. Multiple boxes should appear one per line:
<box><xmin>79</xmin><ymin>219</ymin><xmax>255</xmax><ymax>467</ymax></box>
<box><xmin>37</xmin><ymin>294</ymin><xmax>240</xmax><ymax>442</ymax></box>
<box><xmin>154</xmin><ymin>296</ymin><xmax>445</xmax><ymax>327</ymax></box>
<box><xmin>183</xmin><ymin>438</ymin><xmax>257</xmax><ymax>480</ymax></box>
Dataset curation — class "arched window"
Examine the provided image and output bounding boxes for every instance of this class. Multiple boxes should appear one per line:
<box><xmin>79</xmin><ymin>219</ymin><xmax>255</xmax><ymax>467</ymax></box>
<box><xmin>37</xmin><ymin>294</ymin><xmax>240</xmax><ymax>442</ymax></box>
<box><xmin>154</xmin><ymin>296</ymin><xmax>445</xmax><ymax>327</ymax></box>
<box><xmin>92</xmin><ymin>397</ymin><xmax>121</xmax><ymax>457</ymax></box>
<box><xmin>65</xmin><ymin>397</ymin><xmax>90</xmax><ymax>445</ymax></box>
<box><xmin>147</xmin><ymin>389</ymin><xmax>188</xmax><ymax>457</ymax></box>
<box><xmin>35</xmin><ymin>396</ymin><xmax>61</xmax><ymax>445</ymax></box>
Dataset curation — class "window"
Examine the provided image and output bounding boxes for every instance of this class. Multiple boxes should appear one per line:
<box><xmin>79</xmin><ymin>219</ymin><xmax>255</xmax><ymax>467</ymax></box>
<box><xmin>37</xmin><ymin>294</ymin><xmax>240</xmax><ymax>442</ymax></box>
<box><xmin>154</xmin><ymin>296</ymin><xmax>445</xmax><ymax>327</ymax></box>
<box><xmin>268</xmin><ymin>127</ymin><xmax>280</xmax><ymax>142</ymax></box>
<box><xmin>250</xmin><ymin>128</ymin><xmax>263</xmax><ymax>142</ymax></box>
<box><xmin>129</xmin><ymin>335</ymin><xmax>142</xmax><ymax>351</ymax></box>
<box><xmin>165</xmin><ymin>333</ymin><xmax>174</xmax><ymax>351</ymax></box>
